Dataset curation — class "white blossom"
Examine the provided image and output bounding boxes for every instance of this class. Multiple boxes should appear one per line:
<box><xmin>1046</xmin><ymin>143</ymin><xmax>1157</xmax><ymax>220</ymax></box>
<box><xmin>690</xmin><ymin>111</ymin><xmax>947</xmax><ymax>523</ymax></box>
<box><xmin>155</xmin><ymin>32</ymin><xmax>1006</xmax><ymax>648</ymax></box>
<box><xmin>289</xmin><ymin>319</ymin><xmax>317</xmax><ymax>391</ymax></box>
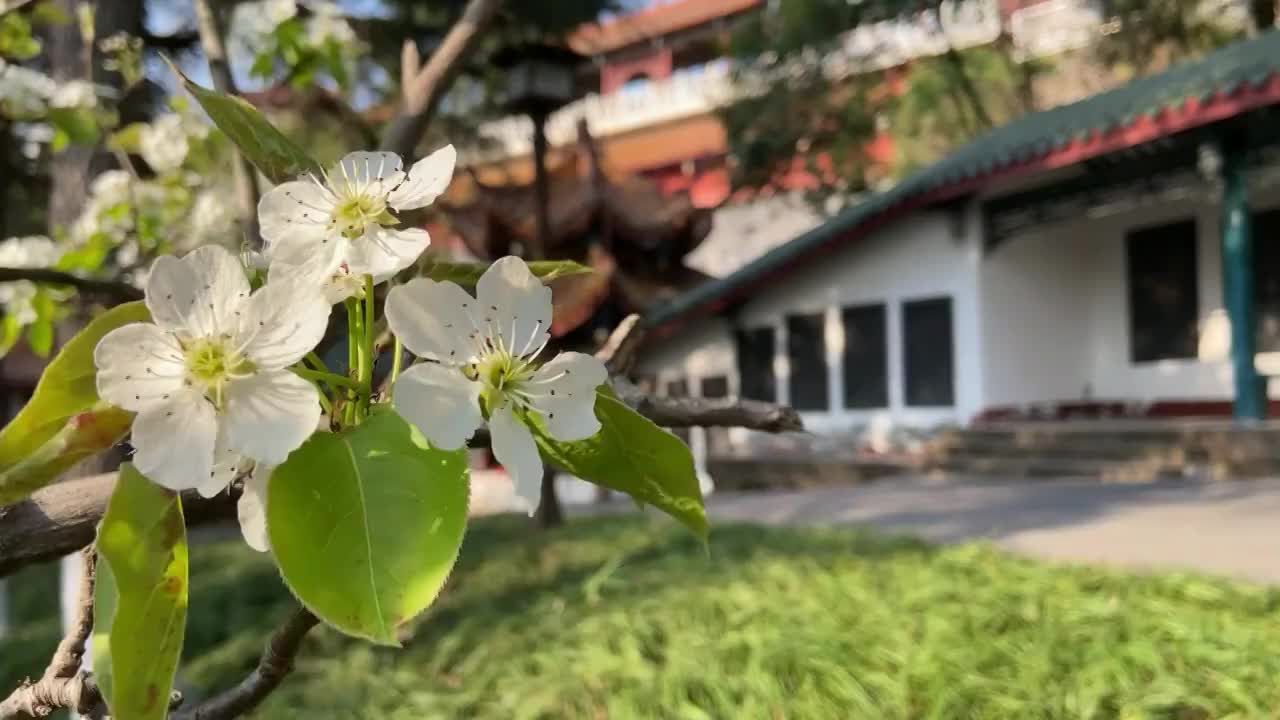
<box><xmin>259</xmin><ymin>146</ymin><xmax>456</xmax><ymax>302</ymax></box>
<box><xmin>235</xmin><ymin>461</ymin><xmax>273</xmax><ymax>552</ymax></box>
<box><xmin>265</xmin><ymin>0</ymin><xmax>298</xmax><ymax>25</ymax></box>
<box><xmin>188</xmin><ymin>190</ymin><xmax>236</xmax><ymax>249</ymax></box>
<box><xmin>95</xmin><ymin>245</ymin><xmax>329</xmax><ymax>494</ymax></box>
<box><xmin>0</xmin><ymin>236</ymin><xmax>61</xmax><ymax>323</ymax></box>
<box><xmin>305</xmin><ymin>1</ymin><xmax>356</xmax><ymax>45</ymax></box>
<box><xmin>386</xmin><ymin>256</ymin><xmax>607</xmax><ymax>513</ymax></box>
<box><xmin>0</xmin><ymin>61</ymin><xmax>54</xmax><ymax>118</ymax></box>
<box><xmin>139</xmin><ymin>113</ymin><xmax>190</xmax><ymax>173</ymax></box>
<box><xmin>50</xmin><ymin>80</ymin><xmax>97</xmax><ymax>109</ymax></box>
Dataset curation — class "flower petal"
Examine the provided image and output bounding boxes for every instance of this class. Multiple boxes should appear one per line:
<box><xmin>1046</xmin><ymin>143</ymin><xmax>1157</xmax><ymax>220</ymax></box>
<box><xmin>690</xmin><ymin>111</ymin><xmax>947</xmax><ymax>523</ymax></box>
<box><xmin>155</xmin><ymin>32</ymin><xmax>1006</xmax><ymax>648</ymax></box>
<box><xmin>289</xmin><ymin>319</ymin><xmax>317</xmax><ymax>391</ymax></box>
<box><xmin>266</xmin><ymin>233</ymin><xmax>345</xmax><ymax>300</ymax></box>
<box><xmin>222</xmin><ymin>370</ymin><xmax>321</xmax><ymax>464</ymax></box>
<box><xmin>151</xmin><ymin>246</ymin><xmax>251</xmax><ymax>338</ymax></box>
<box><xmin>337</xmin><ymin>151</ymin><xmax>404</xmax><ymax>188</ymax></box>
<box><xmin>237</xmin><ymin>466</ymin><xmax>271</xmax><ymax>553</ymax></box>
<box><xmin>392</xmin><ymin>362</ymin><xmax>482</xmax><ymax>449</ymax></box>
<box><xmin>258</xmin><ymin>179</ymin><xmax>333</xmax><ymax>246</ymax></box>
<box><xmin>131</xmin><ymin>388</ymin><xmax>217</xmax><ymax>492</ymax></box>
<box><xmin>476</xmin><ymin>256</ymin><xmax>552</xmax><ymax>357</ymax></box>
<box><xmin>490</xmin><ymin>405</ymin><xmax>543</xmax><ymax>516</ymax></box>
<box><xmin>145</xmin><ymin>254</ymin><xmax>200</xmax><ymax>332</ymax></box>
<box><xmin>199</xmin><ymin>431</ymin><xmax>242</xmax><ymax>498</ymax></box>
<box><xmin>237</xmin><ymin>277</ymin><xmax>330</xmax><ymax>370</ymax></box>
<box><xmin>527</xmin><ymin>353</ymin><xmax>608</xmax><ymax>441</ymax></box>
<box><xmin>387</xmin><ymin>145</ymin><xmax>456</xmax><ymax>211</ymax></box>
<box><xmin>385</xmin><ymin>278</ymin><xmax>480</xmax><ymax>363</ymax></box>
<box><xmin>95</xmin><ymin>323</ymin><xmax>186</xmax><ymax>412</ymax></box>
<box><xmin>345</xmin><ymin>226</ymin><xmax>428</xmax><ymax>281</ymax></box>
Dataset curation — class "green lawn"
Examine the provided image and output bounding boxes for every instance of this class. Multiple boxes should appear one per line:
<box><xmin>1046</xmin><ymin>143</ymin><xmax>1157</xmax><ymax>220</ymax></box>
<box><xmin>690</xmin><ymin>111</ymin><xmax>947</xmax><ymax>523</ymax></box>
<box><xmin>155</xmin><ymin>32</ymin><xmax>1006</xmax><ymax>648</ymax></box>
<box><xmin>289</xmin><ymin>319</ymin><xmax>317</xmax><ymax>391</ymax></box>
<box><xmin>5</xmin><ymin>515</ymin><xmax>1280</xmax><ymax>719</ymax></box>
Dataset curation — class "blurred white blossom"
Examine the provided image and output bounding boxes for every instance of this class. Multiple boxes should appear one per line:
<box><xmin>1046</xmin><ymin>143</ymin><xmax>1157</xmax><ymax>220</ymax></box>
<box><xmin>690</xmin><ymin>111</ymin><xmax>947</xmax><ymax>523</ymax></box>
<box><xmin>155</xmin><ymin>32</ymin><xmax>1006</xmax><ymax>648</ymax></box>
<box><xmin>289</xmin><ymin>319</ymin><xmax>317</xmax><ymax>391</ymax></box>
<box><xmin>140</xmin><ymin>113</ymin><xmax>190</xmax><ymax>173</ymax></box>
<box><xmin>188</xmin><ymin>190</ymin><xmax>236</xmax><ymax>249</ymax></box>
<box><xmin>0</xmin><ymin>61</ymin><xmax>54</xmax><ymax>118</ymax></box>
<box><xmin>266</xmin><ymin>0</ymin><xmax>298</xmax><ymax>25</ymax></box>
<box><xmin>305</xmin><ymin>1</ymin><xmax>357</xmax><ymax>45</ymax></box>
<box><xmin>0</xmin><ymin>236</ymin><xmax>61</xmax><ymax>324</ymax></box>
<box><xmin>50</xmin><ymin>80</ymin><xmax>98</xmax><ymax>109</ymax></box>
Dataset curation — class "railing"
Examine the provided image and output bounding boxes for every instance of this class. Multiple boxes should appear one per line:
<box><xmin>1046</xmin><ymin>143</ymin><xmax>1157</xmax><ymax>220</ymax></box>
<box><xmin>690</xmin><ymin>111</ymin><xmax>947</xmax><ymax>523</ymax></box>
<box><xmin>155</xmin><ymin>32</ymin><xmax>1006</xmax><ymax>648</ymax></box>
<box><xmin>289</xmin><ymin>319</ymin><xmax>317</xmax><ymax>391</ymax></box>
<box><xmin>471</xmin><ymin>0</ymin><xmax>1245</xmax><ymax>161</ymax></box>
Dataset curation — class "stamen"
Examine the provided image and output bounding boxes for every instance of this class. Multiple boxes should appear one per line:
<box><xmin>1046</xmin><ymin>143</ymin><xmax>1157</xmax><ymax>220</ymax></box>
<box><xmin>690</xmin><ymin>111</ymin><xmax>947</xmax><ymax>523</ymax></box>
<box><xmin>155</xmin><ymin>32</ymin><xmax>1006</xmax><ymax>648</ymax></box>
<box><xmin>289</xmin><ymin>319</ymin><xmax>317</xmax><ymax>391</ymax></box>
<box><xmin>516</xmin><ymin>319</ymin><xmax>545</xmax><ymax>358</ymax></box>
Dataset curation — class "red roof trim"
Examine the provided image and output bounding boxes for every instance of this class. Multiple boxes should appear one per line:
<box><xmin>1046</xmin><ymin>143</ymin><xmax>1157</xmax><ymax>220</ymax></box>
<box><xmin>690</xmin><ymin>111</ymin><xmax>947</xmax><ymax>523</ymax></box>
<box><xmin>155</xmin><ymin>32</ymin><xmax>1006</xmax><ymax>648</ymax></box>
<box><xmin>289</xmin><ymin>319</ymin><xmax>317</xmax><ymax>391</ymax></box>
<box><xmin>654</xmin><ymin>74</ymin><xmax>1280</xmax><ymax>338</ymax></box>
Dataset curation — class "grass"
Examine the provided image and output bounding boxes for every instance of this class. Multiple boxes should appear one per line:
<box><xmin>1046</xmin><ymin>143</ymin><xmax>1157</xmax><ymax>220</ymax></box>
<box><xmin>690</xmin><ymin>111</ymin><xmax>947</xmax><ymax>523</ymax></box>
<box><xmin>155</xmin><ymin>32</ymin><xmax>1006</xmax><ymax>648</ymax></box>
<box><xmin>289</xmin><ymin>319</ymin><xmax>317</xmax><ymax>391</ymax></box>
<box><xmin>5</xmin><ymin>515</ymin><xmax>1280</xmax><ymax>719</ymax></box>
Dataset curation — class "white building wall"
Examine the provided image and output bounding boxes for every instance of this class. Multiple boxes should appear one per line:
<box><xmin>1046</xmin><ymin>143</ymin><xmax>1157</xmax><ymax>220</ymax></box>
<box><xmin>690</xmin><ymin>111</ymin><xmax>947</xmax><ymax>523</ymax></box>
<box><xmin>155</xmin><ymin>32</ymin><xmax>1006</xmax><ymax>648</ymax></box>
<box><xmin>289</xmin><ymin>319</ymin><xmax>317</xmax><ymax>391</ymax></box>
<box><xmin>980</xmin><ymin>180</ymin><xmax>1280</xmax><ymax>411</ymax></box>
<box><xmin>685</xmin><ymin>194</ymin><xmax>823</xmax><ymax>278</ymax></box>
<box><xmin>641</xmin><ymin>209</ymin><xmax>986</xmax><ymax>435</ymax></box>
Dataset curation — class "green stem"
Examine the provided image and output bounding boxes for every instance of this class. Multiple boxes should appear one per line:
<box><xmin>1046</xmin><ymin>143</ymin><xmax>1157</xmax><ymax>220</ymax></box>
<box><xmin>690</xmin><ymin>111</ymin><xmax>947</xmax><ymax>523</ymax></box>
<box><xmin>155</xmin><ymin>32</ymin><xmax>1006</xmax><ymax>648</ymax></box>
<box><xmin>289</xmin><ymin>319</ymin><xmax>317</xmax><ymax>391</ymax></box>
<box><xmin>363</xmin><ymin>274</ymin><xmax>375</xmax><ymax>405</ymax></box>
<box><xmin>305</xmin><ymin>351</ymin><xmax>329</xmax><ymax>373</ymax></box>
<box><xmin>293</xmin><ymin>367</ymin><xmax>358</xmax><ymax>389</ymax></box>
<box><xmin>345</xmin><ymin>298</ymin><xmax>360</xmax><ymax>426</ymax></box>
<box><xmin>390</xmin><ymin>333</ymin><xmax>403</xmax><ymax>386</ymax></box>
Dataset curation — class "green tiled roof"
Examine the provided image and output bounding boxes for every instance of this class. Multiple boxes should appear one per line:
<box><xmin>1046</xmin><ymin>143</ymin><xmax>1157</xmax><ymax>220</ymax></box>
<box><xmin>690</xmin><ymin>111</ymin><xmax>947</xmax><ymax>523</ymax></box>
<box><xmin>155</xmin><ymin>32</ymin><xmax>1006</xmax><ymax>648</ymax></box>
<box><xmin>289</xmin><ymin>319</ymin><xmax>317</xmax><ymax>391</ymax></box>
<box><xmin>648</xmin><ymin>31</ymin><xmax>1280</xmax><ymax>329</ymax></box>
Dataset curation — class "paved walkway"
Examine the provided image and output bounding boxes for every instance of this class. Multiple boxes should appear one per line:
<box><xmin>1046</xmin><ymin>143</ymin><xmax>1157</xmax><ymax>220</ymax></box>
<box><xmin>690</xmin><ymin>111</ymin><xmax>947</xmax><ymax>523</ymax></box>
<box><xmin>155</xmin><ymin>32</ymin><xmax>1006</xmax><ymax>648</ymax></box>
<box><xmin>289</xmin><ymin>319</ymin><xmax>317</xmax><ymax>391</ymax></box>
<box><xmin>701</xmin><ymin>476</ymin><xmax>1280</xmax><ymax>584</ymax></box>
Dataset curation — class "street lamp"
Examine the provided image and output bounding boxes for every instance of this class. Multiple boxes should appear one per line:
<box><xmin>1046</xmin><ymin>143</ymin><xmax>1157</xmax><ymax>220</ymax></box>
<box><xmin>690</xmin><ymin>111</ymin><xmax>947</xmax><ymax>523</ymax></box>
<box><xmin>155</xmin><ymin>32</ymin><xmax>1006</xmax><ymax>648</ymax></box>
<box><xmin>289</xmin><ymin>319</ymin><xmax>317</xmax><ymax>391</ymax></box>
<box><xmin>493</xmin><ymin>42</ymin><xmax>582</xmax><ymax>261</ymax></box>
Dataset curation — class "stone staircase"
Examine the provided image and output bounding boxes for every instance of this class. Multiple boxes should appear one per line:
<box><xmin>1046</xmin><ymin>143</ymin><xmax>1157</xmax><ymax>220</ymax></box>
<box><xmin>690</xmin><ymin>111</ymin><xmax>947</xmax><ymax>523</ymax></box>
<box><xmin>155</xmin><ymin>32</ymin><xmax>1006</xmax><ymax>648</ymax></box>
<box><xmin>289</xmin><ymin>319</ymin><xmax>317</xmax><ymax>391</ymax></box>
<box><xmin>926</xmin><ymin>421</ymin><xmax>1280</xmax><ymax>481</ymax></box>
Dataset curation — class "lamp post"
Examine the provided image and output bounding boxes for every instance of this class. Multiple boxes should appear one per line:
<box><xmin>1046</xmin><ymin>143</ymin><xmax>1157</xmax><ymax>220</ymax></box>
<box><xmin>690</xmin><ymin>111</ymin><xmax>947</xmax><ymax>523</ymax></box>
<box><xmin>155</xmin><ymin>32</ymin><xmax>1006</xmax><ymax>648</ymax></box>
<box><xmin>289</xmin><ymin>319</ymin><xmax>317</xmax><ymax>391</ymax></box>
<box><xmin>494</xmin><ymin>43</ymin><xmax>581</xmax><ymax>526</ymax></box>
<box><xmin>494</xmin><ymin>42</ymin><xmax>581</xmax><ymax>261</ymax></box>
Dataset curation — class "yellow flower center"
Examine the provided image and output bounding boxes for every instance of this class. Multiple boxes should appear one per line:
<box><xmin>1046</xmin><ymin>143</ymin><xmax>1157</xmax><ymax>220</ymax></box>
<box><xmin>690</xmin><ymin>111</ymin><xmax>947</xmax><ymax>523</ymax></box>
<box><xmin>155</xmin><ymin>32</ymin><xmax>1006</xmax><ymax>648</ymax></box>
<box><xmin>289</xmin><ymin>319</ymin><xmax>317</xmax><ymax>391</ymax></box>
<box><xmin>183</xmin><ymin>337</ymin><xmax>255</xmax><ymax>409</ymax></box>
<box><xmin>331</xmin><ymin>193</ymin><xmax>395</xmax><ymax>240</ymax></box>
<box><xmin>469</xmin><ymin>350</ymin><xmax>536</xmax><ymax>415</ymax></box>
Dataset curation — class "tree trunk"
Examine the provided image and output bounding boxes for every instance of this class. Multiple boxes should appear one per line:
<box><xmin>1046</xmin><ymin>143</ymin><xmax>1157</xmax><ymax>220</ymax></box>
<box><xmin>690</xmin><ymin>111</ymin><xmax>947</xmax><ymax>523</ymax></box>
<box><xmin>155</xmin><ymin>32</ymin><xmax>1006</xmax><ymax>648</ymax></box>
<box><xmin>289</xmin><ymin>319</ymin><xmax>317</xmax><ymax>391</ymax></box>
<box><xmin>534</xmin><ymin>465</ymin><xmax>563</xmax><ymax>528</ymax></box>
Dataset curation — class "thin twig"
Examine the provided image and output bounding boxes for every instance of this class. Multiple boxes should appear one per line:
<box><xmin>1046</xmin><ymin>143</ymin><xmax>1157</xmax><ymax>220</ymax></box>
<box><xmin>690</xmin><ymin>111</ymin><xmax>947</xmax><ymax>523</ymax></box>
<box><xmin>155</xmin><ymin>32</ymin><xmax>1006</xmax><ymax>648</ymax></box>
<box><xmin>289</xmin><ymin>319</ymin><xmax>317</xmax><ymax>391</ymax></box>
<box><xmin>379</xmin><ymin>0</ymin><xmax>502</xmax><ymax>159</ymax></box>
<box><xmin>170</xmin><ymin>606</ymin><xmax>319</xmax><ymax>720</ymax></box>
<box><xmin>0</xmin><ymin>267</ymin><xmax>142</xmax><ymax>301</ymax></box>
<box><xmin>193</xmin><ymin>0</ymin><xmax>261</xmax><ymax>247</ymax></box>
<box><xmin>612</xmin><ymin>378</ymin><xmax>805</xmax><ymax>433</ymax></box>
<box><xmin>0</xmin><ymin>548</ymin><xmax>102</xmax><ymax>719</ymax></box>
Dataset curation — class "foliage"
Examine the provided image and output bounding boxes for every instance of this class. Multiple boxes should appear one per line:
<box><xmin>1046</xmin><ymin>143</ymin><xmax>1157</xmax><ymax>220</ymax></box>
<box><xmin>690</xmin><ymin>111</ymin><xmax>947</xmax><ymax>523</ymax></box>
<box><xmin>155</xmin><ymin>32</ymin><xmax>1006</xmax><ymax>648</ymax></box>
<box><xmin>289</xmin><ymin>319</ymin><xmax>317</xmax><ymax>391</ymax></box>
<box><xmin>1095</xmin><ymin>0</ymin><xmax>1244</xmax><ymax>74</ymax></box>
<box><xmin>0</xmin><ymin>301</ymin><xmax>147</xmax><ymax>505</ymax></box>
<box><xmin>268</xmin><ymin>410</ymin><xmax>469</xmax><ymax>645</ymax></box>
<box><xmin>8</xmin><ymin>517</ymin><xmax>1280</xmax><ymax>718</ymax></box>
<box><xmin>532</xmin><ymin>387</ymin><xmax>707</xmax><ymax>538</ymax></box>
<box><xmin>92</xmin><ymin>465</ymin><xmax>188</xmax><ymax>720</ymax></box>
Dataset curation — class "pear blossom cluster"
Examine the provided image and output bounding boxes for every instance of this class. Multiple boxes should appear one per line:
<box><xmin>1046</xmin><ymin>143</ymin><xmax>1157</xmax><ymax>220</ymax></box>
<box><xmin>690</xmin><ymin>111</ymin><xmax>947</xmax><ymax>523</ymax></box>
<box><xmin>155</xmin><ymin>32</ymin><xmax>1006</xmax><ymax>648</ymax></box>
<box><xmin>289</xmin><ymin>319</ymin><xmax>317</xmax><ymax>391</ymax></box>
<box><xmin>95</xmin><ymin>145</ymin><xmax>609</xmax><ymax>550</ymax></box>
<box><xmin>0</xmin><ymin>60</ymin><xmax>98</xmax><ymax>120</ymax></box>
<box><xmin>0</xmin><ymin>236</ymin><xmax>61</xmax><ymax>324</ymax></box>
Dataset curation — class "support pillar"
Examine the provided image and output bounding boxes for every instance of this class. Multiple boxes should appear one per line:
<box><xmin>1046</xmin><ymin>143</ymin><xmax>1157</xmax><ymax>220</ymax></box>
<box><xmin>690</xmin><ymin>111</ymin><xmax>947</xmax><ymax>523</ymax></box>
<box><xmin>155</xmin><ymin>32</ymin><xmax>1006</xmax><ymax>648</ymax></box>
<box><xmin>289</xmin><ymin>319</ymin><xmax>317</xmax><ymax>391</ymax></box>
<box><xmin>1220</xmin><ymin>147</ymin><xmax>1265</xmax><ymax>420</ymax></box>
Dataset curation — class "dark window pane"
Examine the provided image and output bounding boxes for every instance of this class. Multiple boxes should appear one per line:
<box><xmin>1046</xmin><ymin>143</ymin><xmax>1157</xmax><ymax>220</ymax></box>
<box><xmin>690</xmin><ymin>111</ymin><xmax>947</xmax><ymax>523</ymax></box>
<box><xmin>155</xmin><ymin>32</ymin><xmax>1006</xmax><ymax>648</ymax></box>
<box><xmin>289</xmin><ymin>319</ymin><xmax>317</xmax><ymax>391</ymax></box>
<box><xmin>1253</xmin><ymin>210</ymin><xmax>1280</xmax><ymax>352</ymax></box>
<box><xmin>735</xmin><ymin>327</ymin><xmax>776</xmax><ymax>402</ymax></box>
<box><xmin>787</xmin><ymin>313</ymin><xmax>828</xmax><ymax>410</ymax></box>
<box><xmin>842</xmin><ymin>304</ymin><xmax>888</xmax><ymax>408</ymax></box>
<box><xmin>903</xmin><ymin>297</ymin><xmax>954</xmax><ymax>407</ymax></box>
<box><xmin>1126</xmin><ymin>219</ymin><xmax>1198</xmax><ymax>362</ymax></box>
<box><xmin>700</xmin><ymin>375</ymin><xmax>729</xmax><ymax>399</ymax></box>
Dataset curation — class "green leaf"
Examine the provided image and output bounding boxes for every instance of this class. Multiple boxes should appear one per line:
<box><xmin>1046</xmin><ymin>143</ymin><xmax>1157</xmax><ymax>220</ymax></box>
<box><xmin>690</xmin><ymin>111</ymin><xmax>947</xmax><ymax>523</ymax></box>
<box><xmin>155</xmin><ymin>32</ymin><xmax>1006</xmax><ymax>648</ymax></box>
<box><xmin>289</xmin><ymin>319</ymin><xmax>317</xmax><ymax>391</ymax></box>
<box><xmin>0</xmin><ymin>301</ymin><xmax>149</xmax><ymax>505</ymax></box>
<box><xmin>531</xmin><ymin>386</ymin><xmax>708</xmax><ymax>538</ymax></box>
<box><xmin>47</xmin><ymin>107</ymin><xmax>101</xmax><ymax>146</ymax></box>
<box><xmin>93</xmin><ymin>464</ymin><xmax>188</xmax><ymax>720</ymax></box>
<box><xmin>107</xmin><ymin>121</ymin><xmax>148</xmax><ymax>153</ymax></box>
<box><xmin>0</xmin><ymin>313</ymin><xmax>22</xmax><ymax>357</ymax></box>
<box><xmin>268</xmin><ymin>408</ymin><xmax>470</xmax><ymax>645</ymax></box>
<box><xmin>419</xmin><ymin>258</ymin><xmax>592</xmax><ymax>286</ymax></box>
<box><xmin>91</xmin><ymin>555</ymin><xmax>117</xmax><ymax>704</ymax></box>
<box><xmin>167</xmin><ymin>59</ymin><xmax>323</xmax><ymax>184</ymax></box>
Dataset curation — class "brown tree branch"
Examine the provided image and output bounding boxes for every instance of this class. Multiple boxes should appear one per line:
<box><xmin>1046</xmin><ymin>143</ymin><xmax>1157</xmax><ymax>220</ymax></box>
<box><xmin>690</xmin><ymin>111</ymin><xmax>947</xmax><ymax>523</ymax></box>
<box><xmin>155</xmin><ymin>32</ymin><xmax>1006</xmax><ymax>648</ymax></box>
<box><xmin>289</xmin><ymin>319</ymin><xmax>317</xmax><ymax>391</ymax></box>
<box><xmin>612</xmin><ymin>379</ymin><xmax>804</xmax><ymax>433</ymax></box>
<box><xmin>379</xmin><ymin>0</ymin><xmax>502</xmax><ymax>160</ymax></box>
<box><xmin>170</xmin><ymin>606</ymin><xmax>318</xmax><ymax>720</ymax></box>
<box><xmin>0</xmin><ymin>548</ymin><xmax>102</xmax><ymax>719</ymax></box>
<box><xmin>193</xmin><ymin>0</ymin><xmax>262</xmax><ymax>247</ymax></box>
<box><xmin>0</xmin><ymin>473</ymin><xmax>237</xmax><ymax>579</ymax></box>
<box><xmin>0</xmin><ymin>267</ymin><xmax>142</xmax><ymax>301</ymax></box>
